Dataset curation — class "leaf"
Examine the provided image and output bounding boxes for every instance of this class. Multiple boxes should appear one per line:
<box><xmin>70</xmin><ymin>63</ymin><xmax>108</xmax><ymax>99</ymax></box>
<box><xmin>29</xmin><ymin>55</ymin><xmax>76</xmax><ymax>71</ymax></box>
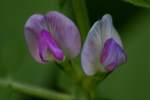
<box><xmin>124</xmin><ymin>0</ymin><xmax>150</xmax><ymax>8</ymax></box>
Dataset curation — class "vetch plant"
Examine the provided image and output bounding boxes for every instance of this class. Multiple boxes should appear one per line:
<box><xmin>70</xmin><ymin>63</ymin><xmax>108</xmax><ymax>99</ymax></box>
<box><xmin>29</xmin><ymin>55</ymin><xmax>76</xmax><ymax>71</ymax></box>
<box><xmin>4</xmin><ymin>0</ymin><xmax>150</xmax><ymax>99</ymax></box>
<box><xmin>23</xmin><ymin>11</ymin><xmax>127</xmax><ymax>100</ymax></box>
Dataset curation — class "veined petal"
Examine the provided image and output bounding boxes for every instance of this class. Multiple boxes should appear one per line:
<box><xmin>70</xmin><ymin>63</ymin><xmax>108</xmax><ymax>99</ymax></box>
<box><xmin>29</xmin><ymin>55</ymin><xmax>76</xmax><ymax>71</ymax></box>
<box><xmin>100</xmin><ymin>14</ymin><xmax>123</xmax><ymax>47</ymax></box>
<box><xmin>45</xmin><ymin>11</ymin><xmax>81</xmax><ymax>58</ymax></box>
<box><xmin>81</xmin><ymin>21</ymin><xmax>105</xmax><ymax>76</ymax></box>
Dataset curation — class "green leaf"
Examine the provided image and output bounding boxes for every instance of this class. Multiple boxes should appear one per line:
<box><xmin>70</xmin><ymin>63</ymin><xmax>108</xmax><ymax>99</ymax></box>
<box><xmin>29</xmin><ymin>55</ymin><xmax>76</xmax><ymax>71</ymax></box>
<box><xmin>71</xmin><ymin>0</ymin><xmax>90</xmax><ymax>42</ymax></box>
<box><xmin>124</xmin><ymin>0</ymin><xmax>150</xmax><ymax>8</ymax></box>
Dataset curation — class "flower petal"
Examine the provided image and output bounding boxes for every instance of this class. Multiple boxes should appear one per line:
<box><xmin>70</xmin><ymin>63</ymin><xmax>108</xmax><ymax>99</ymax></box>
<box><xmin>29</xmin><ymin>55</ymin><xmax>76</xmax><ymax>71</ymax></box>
<box><xmin>45</xmin><ymin>11</ymin><xmax>81</xmax><ymax>58</ymax></box>
<box><xmin>24</xmin><ymin>14</ymin><xmax>48</xmax><ymax>63</ymax></box>
<box><xmin>81</xmin><ymin>21</ymin><xmax>105</xmax><ymax>76</ymax></box>
<box><xmin>39</xmin><ymin>30</ymin><xmax>64</xmax><ymax>61</ymax></box>
<box><xmin>100</xmin><ymin>38</ymin><xmax>127</xmax><ymax>72</ymax></box>
<box><xmin>100</xmin><ymin>14</ymin><xmax>123</xmax><ymax>47</ymax></box>
<box><xmin>100</xmin><ymin>14</ymin><xmax>127</xmax><ymax>71</ymax></box>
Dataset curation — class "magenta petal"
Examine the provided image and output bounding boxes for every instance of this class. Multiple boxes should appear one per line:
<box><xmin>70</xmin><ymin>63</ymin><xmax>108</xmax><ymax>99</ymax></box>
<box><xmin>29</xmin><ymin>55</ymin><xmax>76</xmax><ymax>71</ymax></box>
<box><xmin>38</xmin><ymin>30</ymin><xmax>64</xmax><ymax>61</ymax></box>
<box><xmin>45</xmin><ymin>11</ymin><xmax>81</xmax><ymax>58</ymax></box>
<box><xmin>100</xmin><ymin>38</ymin><xmax>127</xmax><ymax>72</ymax></box>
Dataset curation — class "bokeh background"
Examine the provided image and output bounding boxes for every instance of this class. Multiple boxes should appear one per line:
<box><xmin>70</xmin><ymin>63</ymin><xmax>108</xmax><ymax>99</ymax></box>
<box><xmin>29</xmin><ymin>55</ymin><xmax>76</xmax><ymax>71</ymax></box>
<box><xmin>0</xmin><ymin>0</ymin><xmax>150</xmax><ymax>100</ymax></box>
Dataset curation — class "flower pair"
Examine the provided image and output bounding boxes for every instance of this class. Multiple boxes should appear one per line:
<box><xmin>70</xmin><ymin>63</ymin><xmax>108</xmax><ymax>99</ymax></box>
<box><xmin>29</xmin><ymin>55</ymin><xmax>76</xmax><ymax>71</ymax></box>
<box><xmin>24</xmin><ymin>11</ymin><xmax>127</xmax><ymax>76</ymax></box>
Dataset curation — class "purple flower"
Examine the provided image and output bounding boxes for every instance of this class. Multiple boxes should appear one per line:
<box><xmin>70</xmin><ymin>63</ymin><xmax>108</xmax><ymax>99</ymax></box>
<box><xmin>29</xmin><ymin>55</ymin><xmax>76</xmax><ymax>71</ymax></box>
<box><xmin>81</xmin><ymin>14</ymin><xmax>127</xmax><ymax>76</ymax></box>
<box><xmin>24</xmin><ymin>11</ymin><xmax>81</xmax><ymax>63</ymax></box>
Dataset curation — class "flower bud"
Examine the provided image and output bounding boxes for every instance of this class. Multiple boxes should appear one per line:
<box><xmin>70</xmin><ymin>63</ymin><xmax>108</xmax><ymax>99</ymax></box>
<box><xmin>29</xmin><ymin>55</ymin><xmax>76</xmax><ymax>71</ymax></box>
<box><xmin>81</xmin><ymin>14</ymin><xmax>127</xmax><ymax>76</ymax></box>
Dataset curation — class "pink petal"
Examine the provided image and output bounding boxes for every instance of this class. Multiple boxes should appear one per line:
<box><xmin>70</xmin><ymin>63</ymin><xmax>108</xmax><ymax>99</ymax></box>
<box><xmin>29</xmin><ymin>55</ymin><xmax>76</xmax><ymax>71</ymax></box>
<box><xmin>100</xmin><ymin>38</ymin><xmax>127</xmax><ymax>72</ymax></box>
<box><xmin>38</xmin><ymin>30</ymin><xmax>64</xmax><ymax>61</ymax></box>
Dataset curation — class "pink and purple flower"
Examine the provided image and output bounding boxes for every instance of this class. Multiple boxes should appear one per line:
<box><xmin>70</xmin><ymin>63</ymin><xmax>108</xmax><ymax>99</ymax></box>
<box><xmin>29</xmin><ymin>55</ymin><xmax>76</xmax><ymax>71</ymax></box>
<box><xmin>24</xmin><ymin>11</ymin><xmax>81</xmax><ymax>63</ymax></box>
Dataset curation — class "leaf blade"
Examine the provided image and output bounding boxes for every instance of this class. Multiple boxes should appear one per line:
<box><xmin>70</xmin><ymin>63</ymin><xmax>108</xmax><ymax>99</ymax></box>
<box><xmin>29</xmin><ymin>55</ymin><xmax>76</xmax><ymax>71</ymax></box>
<box><xmin>124</xmin><ymin>0</ymin><xmax>150</xmax><ymax>8</ymax></box>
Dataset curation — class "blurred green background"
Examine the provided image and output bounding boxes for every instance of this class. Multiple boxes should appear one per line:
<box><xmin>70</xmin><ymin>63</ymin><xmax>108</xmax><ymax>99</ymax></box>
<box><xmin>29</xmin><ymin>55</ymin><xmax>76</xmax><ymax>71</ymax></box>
<box><xmin>0</xmin><ymin>0</ymin><xmax>150</xmax><ymax>100</ymax></box>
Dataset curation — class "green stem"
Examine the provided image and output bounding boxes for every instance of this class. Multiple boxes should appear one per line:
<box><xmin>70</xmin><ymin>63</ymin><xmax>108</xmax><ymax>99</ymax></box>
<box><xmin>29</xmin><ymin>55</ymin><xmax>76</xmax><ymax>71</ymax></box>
<box><xmin>81</xmin><ymin>77</ymin><xmax>96</xmax><ymax>100</ymax></box>
<box><xmin>71</xmin><ymin>0</ymin><xmax>90</xmax><ymax>42</ymax></box>
<box><xmin>0</xmin><ymin>78</ymin><xmax>73</xmax><ymax>100</ymax></box>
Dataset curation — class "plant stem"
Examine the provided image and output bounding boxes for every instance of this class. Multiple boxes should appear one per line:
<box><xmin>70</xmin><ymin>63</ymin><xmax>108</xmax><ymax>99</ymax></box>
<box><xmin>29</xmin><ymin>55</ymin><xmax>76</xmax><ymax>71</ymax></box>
<box><xmin>0</xmin><ymin>78</ymin><xmax>73</xmax><ymax>100</ymax></box>
<box><xmin>71</xmin><ymin>0</ymin><xmax>90</xmax><ymax>42</ymax></box>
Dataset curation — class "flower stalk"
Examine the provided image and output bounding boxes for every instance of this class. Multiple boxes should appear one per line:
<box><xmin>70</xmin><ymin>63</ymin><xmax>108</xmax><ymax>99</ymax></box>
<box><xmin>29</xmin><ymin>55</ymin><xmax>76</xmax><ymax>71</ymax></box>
<box><xmin>0</xmin><ymin>78</ymin><xmax>73</xmax><ymax>100</ymax></box>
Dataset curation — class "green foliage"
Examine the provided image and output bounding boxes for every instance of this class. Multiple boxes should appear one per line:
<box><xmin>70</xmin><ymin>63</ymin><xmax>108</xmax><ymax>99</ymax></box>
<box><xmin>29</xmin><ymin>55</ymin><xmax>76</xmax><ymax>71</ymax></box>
<box><xmin>125</xmin><ymin>0</ymin><xmax>150</xmax><ymax>8</ymax></box>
